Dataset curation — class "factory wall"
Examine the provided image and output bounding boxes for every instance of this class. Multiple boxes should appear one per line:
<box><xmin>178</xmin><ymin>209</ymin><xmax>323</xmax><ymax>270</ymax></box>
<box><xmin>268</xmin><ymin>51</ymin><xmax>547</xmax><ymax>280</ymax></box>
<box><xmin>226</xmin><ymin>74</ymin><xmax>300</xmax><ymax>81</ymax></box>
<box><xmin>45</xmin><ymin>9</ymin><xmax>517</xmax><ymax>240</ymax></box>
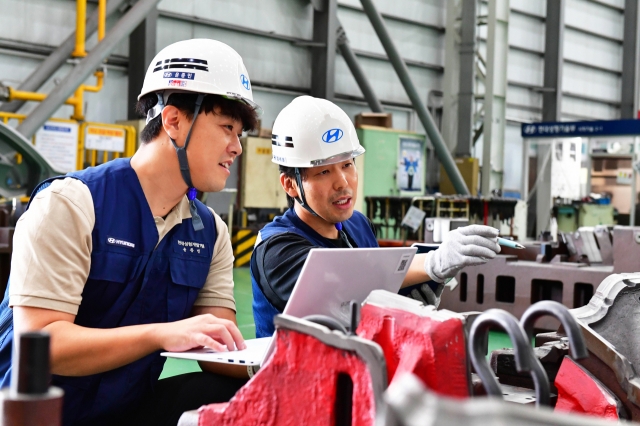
<box><xmin>0</xmin><ymin>0</ymin><xmax>631</xmax><ymax>196</ymax></box>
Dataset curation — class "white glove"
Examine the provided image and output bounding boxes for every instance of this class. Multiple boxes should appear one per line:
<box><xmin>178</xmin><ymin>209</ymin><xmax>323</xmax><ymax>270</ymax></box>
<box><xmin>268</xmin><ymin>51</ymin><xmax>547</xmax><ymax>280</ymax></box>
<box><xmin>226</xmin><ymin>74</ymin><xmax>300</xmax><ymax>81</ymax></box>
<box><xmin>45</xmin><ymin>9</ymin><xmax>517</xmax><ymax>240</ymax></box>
<box><xmin>424</xmin><ymin>225</ymin><xmax>501</xmax><ymax>283</ymax></box>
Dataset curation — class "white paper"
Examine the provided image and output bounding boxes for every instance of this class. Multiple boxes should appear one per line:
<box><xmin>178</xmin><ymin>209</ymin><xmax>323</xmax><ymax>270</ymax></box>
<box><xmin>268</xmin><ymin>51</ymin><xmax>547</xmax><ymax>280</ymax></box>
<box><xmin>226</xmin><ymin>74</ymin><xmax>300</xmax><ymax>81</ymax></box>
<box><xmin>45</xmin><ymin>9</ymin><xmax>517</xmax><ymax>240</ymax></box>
<box><xmin>401</xmin><ymin>206</ymin><xmax>427</xmax><ymax>232</ymax></box>
<box><xmin>85</xmin><ymin>126</ymin><xmax>126</xmax><ymax>152</ymax></box>
<box><xmin>34</xmin><ymin>121</ymin><xmax>79</xmax><ymax>173</ymax></box>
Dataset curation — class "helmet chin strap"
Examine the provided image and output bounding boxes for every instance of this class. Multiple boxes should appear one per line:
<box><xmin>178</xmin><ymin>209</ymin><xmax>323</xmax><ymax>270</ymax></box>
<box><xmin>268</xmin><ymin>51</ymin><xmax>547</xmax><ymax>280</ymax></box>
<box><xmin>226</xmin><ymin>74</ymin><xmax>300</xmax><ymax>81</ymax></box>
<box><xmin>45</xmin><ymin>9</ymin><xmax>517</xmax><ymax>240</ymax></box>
<box><xmin>293</xmin><ymin>167</ymin><xmax>352</xmax><ymax>248</ymax></box>
<box><xmin>294</xmin><ymin>167</ymin><xmax>317</xmax><ymax>217</ymax></box>
<box><xmin>167</xmin><ymin>93</ymin><xmax>206</xmax><ymax>231</ymax></box>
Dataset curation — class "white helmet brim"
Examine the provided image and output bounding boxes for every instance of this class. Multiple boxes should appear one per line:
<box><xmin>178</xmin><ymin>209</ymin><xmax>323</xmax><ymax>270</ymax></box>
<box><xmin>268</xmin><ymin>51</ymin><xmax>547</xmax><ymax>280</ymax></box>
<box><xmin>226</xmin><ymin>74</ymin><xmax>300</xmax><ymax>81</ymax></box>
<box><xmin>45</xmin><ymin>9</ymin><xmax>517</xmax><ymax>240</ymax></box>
<box><xmin>310</xmin><ymin>147</ymin><xmax>366</xmax><ymax>167</ymax></box>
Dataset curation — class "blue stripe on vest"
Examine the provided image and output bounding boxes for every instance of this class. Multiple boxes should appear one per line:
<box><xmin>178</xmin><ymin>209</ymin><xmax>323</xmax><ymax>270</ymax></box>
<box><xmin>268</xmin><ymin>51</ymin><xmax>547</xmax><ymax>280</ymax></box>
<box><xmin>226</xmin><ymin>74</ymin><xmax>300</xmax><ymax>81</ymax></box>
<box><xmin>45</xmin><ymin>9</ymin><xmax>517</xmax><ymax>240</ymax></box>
<box><xmin>250</xmin><ymin>208</ymin><xmax>378</xmax><ymax>338</ymax></box>
<box><xmin>0</xmin><ymin>158</ymin><xmax>217</xmax><ymax>425</ymax></box>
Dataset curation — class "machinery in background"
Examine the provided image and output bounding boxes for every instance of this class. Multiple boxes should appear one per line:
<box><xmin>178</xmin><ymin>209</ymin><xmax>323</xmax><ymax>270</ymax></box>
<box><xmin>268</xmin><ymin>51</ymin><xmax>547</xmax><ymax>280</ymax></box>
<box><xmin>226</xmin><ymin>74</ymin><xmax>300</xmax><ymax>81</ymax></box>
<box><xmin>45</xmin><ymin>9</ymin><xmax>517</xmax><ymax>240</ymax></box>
<box><xmin>588</xmin><ymin>139</ymin><xmax>638</xmax><ymax>226</ymax></box>
<box><xmin>439</xmin><ymin>225</ymin><xmax>640</xmax><ymax>330</ymax></box>
<box><xmin>553</xmin><ymin>196</ymin><xmax>615</xmax><ymax>234</ymax></box>
<box><xmin>0</xmin><ymin>122</ymin><xmax>61</xmax><ymax>297</ymax></box>
<box><xmin>237</xmin><ymin>135</ymin><xmax>288</xmax><ymax>266</ymax></box>
<box><xmin>522</xmin><ymin>119</ymin><xmax>640</xmax><ymax>238</ymax></box>
<box><xmin>208</xmin><ymin>133</ymin><xmax>289</xmax><ymax>267</ymax></box>
<box><xmin>365</xmin><ymin>196</ymin><xmax>419</xmax><ymax>242</ymax></box>
<box><xmin>366</xmin><ymin>195</ymin><xmax>525</xmax><ymax>244</ymax></box>
<box><xmin>0</xmin><ymin>121</ymin><xmax>59</xmax><ymax>200</ymax></box>
<box><xmin>238</xmin><ymin>135</ymin><xmax>288</xmax><ymax>217</ymax></box>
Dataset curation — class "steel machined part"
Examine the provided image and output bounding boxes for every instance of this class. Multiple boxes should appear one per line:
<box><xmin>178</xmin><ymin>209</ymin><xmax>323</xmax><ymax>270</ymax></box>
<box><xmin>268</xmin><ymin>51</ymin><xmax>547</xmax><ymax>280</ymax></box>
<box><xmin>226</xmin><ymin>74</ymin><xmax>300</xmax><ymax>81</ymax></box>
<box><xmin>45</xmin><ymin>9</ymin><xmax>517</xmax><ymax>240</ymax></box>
<box><xmin>521</xmin><ymin>300</ymin><xmax>588</xmax><ymax>360</ymax></box>
<box><xmin>439</xmin><ymin>227</ymin><xmax>640</xmax><ymax>330</ymax></box>
<box><xmin>517</xmin><ymin>300</ymin><xmax>589</xmax><ymax>407</ymax></box>
<box><xmin>377</xmin><ymin>373</ymin><xmax>617</xmax><ymax>426</ymax></box>
<box><xmin>569</xmin><ymin>272</ymin><xmax>640</xmax><ymax>417</ymax></box>
<box><xmin>468</xmin><ymin>309</ymin><xmax>544</xmax><ymax>401</ymax></box>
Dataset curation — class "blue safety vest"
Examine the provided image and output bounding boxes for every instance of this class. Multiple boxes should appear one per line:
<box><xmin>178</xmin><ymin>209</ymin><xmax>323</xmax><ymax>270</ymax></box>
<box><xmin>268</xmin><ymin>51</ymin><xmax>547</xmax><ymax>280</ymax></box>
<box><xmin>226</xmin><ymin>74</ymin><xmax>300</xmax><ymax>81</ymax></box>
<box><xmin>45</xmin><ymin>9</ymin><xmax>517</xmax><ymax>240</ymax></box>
<box><xmin>250</xmin><ymin>208</ymin><xmax>378</xmax><ymax>338</ymax></box>
<box><xmin>0</xmin><ymin>158</ymin><xmax>216</xmax><ymax>426</ymax></box>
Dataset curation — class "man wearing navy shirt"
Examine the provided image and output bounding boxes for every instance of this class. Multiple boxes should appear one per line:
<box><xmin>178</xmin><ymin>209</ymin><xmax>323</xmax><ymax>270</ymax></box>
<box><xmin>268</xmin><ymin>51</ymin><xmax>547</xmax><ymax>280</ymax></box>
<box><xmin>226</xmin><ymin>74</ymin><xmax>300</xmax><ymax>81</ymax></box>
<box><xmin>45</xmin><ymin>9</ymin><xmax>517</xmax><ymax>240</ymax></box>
<box><xmin>251</xmin><ymin>96</ymin><xmax>501</xmax><ymax>338</ymax></box>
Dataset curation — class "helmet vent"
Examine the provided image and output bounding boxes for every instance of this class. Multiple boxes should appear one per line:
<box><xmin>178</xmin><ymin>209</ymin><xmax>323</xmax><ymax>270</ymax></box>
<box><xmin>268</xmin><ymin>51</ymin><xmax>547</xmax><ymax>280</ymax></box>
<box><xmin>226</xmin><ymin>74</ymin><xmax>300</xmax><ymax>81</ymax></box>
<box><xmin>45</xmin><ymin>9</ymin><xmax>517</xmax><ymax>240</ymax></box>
<box><xmin>271</xmin><ymin>134</ymin><xmax>294</xmax><ymax>148</ymax></box>
<box><xmin>153</xmin><ymin>58</ymin><xmax>209</xmax><ymax>73</ymax></box>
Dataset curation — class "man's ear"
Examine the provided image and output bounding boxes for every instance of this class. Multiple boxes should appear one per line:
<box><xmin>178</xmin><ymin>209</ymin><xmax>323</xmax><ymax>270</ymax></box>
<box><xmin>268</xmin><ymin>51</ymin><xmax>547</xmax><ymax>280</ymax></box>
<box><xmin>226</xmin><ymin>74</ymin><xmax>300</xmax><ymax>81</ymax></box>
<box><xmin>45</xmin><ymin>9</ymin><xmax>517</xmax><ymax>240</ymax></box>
<box><xmin>280</xmin><ymin>173</ymin><xmax>299</xmax><ymax>199</ymax></box>
<box><xmin>161</xmin><ymin>105</ymin><xmax>182</xmax><ymax>142</ymax></box>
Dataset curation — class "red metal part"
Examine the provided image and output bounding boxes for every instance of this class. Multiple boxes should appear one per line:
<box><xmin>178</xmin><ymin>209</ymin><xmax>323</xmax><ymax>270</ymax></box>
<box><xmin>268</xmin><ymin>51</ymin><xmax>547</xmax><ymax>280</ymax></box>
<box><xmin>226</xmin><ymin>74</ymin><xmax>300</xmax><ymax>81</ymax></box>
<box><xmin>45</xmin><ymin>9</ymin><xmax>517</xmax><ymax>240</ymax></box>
<box><xmin>356</xmin><ymin>303</ymin><xmax>470</xmax><ymax>398</ymax></box>
<box><xmin>197</xmin><ymin>329</ymin><xmax>376</xmax><ymax>426</ymax></box>
<box><xmin>554</xmin><ymin>356</ymin><xmax>619</xmax><ymax>420</ymax></box>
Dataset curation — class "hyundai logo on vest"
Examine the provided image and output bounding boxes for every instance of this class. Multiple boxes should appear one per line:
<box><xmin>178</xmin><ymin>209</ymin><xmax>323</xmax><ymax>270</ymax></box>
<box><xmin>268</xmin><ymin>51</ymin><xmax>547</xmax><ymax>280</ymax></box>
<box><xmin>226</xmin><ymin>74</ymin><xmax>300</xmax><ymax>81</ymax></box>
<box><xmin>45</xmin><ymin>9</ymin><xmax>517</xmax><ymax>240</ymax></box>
<box><xmin>107</xmin><ymin>237</ymin><xmax>135</xmax><ymax>249</ymax></box>
<box><xmin>322</xmin><ymin>128</ymin><xmax>344</xmax><ymax>143</ymax></box>
<box><xmin>240</xmin><ymin>74</ymin><xmax>250</xmax><ymax>90</ymax></box>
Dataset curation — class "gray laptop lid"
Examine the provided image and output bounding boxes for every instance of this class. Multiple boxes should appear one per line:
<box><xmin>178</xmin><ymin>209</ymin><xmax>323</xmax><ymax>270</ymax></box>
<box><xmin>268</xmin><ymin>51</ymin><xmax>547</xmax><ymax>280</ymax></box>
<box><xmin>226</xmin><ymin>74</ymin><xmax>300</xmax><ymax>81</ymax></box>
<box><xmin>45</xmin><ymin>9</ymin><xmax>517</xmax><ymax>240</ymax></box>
<box><xmin>162</xmin><ymin>246</ymin><xmax>417</xmax><ymax>366</ymax></box>
<box><xmin>283</xmin><ymin>247</ymin><xmax>417</xmax><ymax>326</ymax></box>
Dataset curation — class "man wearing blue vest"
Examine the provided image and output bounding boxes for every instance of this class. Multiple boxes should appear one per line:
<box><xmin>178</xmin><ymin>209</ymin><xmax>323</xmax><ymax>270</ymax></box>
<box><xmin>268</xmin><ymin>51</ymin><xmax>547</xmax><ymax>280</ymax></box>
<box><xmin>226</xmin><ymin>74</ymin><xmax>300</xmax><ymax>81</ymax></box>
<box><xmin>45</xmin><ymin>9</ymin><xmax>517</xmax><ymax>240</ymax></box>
<box><xmin>251</xmin><ymin>96</ymin><xmax>501</xmax><ymax>338</ymax></box>
<box><xmin>0</xmin><ymin>39</ymin><xmax>260</xmax><ymax>426</ymax></box>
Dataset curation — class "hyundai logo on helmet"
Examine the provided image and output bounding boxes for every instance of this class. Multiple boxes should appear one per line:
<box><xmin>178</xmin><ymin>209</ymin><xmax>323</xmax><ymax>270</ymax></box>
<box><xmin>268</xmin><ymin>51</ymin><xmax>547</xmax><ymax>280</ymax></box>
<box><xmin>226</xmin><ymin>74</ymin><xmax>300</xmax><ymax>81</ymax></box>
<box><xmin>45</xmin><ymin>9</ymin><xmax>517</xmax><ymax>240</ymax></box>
<box><xmin>240</xmin><ymin>74</ymin><xmax>250</xmax><ymax>90</ymax></box>
<box><xmin>322</xmin><ymin>128</ymin><xmax>344</xmax><ymax>143</ymax></box>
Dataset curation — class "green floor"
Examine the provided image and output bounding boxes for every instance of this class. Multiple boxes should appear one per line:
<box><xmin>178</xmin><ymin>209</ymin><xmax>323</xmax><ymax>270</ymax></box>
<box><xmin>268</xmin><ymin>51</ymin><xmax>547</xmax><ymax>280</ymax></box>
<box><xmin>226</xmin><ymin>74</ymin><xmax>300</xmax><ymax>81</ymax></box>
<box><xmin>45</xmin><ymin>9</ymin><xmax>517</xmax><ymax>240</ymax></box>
<box><xmin>159</xmin><ymin>268</ymin><xmax>255</xmax><ymax>379</ymax></box>
<box><xmin>160</xmin><ymin>268</ymin><xmax>513</xmax><ymax>378</ymax></box>
<box><xmin>487</xmin><ymin>330</ymin><xmax>517</xmax><ymax>358</ymax></box>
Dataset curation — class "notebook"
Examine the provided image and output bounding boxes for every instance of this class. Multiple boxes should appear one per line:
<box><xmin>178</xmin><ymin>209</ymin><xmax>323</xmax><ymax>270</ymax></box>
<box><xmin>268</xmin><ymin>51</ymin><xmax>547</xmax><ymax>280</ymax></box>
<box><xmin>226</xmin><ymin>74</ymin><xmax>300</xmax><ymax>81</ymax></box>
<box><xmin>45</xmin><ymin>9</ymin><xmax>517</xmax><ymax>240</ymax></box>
<box><xmin>162</xmin><ymin>246</ymin><xmax>417</xmax><ymax>366</ymax></box>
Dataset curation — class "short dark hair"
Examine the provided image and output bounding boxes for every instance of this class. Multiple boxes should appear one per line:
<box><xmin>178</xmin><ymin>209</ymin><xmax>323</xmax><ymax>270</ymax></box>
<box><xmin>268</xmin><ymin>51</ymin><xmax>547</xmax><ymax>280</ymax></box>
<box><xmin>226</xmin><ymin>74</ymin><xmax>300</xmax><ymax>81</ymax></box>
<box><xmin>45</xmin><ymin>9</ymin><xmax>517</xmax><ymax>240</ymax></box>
<box><xmin>279</xmin><ymin>165</ymin><xmax>307</xmax><ymax>209</ymax></box>
<box><xmin>135</xmin><ymin>92</ymin><xmax>259</xmax><ymax>144</ymax></box>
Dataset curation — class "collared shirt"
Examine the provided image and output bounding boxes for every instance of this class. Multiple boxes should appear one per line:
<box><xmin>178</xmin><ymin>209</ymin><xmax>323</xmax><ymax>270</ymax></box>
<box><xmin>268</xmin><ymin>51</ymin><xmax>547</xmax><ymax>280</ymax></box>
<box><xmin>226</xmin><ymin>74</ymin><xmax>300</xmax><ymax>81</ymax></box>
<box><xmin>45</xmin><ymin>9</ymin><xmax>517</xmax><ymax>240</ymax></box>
<box><xmin>9</xmin><ymin>177</ymin><xmax>235</xmax><ymax>314</ymax></box>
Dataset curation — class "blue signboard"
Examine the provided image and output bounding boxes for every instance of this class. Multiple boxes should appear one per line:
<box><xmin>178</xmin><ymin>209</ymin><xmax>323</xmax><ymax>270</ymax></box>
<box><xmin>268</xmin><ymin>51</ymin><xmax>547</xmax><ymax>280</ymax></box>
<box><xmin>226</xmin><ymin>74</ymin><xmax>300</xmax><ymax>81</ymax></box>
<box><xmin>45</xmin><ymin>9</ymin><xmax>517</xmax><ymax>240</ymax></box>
<box><xmin>43</xmin><ymin>124</ymin><xmax>72</xmax><ymax>133</ymax></box>
<box><xmin>521</xmin><ymin>119</ymin><xmax>640</xmax><ymax>138</ymax></box>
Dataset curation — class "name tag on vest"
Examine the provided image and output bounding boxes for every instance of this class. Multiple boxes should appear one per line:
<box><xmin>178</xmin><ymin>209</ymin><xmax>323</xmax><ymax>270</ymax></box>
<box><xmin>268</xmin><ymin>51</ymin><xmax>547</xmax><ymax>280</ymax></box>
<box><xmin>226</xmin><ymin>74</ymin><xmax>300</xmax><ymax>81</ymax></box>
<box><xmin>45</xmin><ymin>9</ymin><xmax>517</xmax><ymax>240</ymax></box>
<box><xmin>174</xmin><ymin>239</ymin><xmax>209</xmax><ymax>258</ymax></box>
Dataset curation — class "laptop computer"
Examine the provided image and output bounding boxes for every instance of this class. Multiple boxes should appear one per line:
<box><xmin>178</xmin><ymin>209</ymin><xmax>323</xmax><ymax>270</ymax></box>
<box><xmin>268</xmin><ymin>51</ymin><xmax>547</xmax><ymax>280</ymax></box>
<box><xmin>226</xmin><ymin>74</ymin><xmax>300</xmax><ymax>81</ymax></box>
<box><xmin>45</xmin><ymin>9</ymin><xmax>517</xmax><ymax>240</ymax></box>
<box><xmin>162</xmin><ymin>246</ymin><xmax>417</xmax><ymax>366</ymax></box>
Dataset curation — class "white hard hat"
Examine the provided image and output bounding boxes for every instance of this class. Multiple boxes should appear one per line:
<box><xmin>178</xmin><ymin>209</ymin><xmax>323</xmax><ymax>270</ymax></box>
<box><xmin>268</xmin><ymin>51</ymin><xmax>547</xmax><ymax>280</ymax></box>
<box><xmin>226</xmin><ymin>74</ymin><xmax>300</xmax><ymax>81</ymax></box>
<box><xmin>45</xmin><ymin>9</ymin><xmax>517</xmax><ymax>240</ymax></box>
<box><xmin>271</xmin><ymin>96</ymin><xmax>364</xmax><ymax>168</ymax></box>
<box><xmin>138</xmin><ymin>38</ymin><xmax>260</xmax><ymax>112</ymax></box>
